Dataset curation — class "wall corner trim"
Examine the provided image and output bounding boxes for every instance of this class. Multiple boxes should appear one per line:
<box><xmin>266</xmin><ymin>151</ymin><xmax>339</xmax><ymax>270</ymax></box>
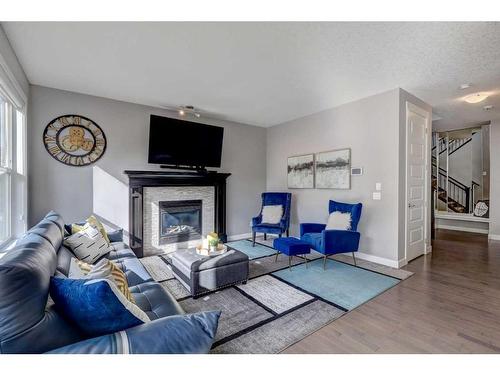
<box><xmin>488</xmin><ymin>234</ymin><xmax>500</xmax><ymax>241</ymax></box>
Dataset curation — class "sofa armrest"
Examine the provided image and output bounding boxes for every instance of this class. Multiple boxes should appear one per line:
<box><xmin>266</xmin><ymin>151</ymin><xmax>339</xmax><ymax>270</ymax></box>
<box><xmin>322</xmin><ymin>230</ymin><xmax>361</xmax><ymax>253</ymax></box>
<box><xmin>47</xmin><ymin>311</ymin><xmax>220</xmax><ymax>354</ymax></box>
<box><xmin>300</xmin><ymin>223</ymin><xmax>326</xmax><ymax>237</ymax></box>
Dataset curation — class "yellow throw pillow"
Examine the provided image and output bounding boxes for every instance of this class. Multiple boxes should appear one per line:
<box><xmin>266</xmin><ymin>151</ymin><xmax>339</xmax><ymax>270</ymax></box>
<box><xmin>70</xmin><ymin>258</ymin><xmax>135</xmax><ymax>304</ymax></box>
<box><xmin>72</xmin><ymin>215</ymin><xmax>110</xmax><ymax>244</ymax></box>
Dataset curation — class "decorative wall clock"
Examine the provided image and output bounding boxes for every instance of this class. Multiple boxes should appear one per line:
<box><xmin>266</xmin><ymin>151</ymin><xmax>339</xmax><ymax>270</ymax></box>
<box><xmin>43</xmin><ymin>114</ymin><xmax>107</xmax><ymax>167</ymax></box>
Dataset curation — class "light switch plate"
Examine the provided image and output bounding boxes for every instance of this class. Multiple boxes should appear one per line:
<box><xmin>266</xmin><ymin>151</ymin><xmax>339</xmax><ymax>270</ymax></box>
<box><xmin>372</xmin><ymin>192</ymin><xmax>382</xmax><ymax>200</ymax></box>
<box><xmin>375</xmin><ymin>182</ymin><xmax>382</xmax><ymax>191</ymax></box>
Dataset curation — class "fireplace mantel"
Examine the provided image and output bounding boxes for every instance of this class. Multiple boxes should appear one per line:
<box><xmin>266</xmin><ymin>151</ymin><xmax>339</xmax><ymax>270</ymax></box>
<box><xmin>124</xmin><ymin>170</ymin><xmax>231</xmax><ymax>258</ymax></box>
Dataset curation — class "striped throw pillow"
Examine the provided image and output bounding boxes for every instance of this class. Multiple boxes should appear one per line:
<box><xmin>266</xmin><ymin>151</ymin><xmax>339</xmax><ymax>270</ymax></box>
<box><xmin>64</xmin><ymin>223</ymin><xmax>111</xmax><ymax>263</ymax></box>
<box><xmin>86</xmin><ymin>259</ymin><xmax>135</xmax><ymax>304</ymax></box>
<box><xmin>68</xmin><ymin>258</ymin><xmax>135</xmax><ymax>304</ymax></box>
<box><xmin>71</xmin><ymin>215</ymin><xmax>111</xmax><ymax>244</ymax></box>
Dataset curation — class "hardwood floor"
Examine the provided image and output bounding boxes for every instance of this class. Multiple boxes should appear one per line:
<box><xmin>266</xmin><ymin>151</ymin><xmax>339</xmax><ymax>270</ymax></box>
<box><xmin>282</xmin><ymin>229</ymin><xmax>500</xmax><ymax>353</ymax></box>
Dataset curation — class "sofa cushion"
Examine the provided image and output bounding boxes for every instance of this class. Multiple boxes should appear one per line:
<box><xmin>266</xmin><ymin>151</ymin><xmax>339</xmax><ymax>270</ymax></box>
<box><xmin>44</xmin><ymin>211</ymin><xmax>65</xmax><ymax>236</ymax></box>
<box><xmin>130</xmin><ymin>282</ymin><xmax>184</xmax><ymax>320</ymax></box>
<box><xmin>301</xmin><ymin>232</ymin><xmax>323</xmax><ymax>251</ymax></box>
<box><xmin>26</xmin><ymin>219</ymin><xmax>64</xmax><ymax>250</ymax></box>
<box><xmin>49</xmin><ymin>278</ymin><xmax>150</xmax><ymax>337</ymax></box>
<box><xmin>56</xmin><ymin>246</ymin><xmax>75</xmax><ymax>276</ymax></box>
<box><xmin>113</xmin><ymin>257</ymin><xmax>154</xmax><ymax>286</ymax></box>
<box><xmin>0</xmin><ymin>230</ymin><xmax>83</xmax><ymax>353</ymax></box>
<box><xmin>106</xmin><ymin>242</ymin><xmax>136</xmax><ymax>260</ymax></box>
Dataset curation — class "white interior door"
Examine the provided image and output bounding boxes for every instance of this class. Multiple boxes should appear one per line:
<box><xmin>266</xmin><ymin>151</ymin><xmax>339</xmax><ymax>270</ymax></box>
<box><xmin>406</xmin><ymin>102</ymin><xmax>430</xmax><ymax>262</ymax></box>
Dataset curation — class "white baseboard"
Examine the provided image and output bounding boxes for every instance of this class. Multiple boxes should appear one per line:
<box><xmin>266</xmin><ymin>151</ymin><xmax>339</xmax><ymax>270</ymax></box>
<box><xmin>436</xmin><ymin>224</ymin><xmax>489</xmax><ymax>234</ymax></box>
<box><xmin>227</xmin><ymin>232</ymin><xmax>252</xmax><ymax>241</ymax></box>
<box><xmin>355</xmin><ymin>252</ymin><xmax>400</xmax><ymax>269</ymax></box>
<box><xmin>426</xmin><ymin>245</ymin><xmax>432</xmax><ymax>254</ymax></box>
<box><xmin>488</xmin><ymin>234</ymin><xmax>500</xmax><ymax>241</ymax></box>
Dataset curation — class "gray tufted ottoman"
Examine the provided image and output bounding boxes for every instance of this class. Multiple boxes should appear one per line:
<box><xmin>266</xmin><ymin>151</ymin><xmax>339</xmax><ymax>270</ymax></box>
<box><xmin>169</xmin><ymin>248</ymin><xmax>249</xmax><ymax>297</ymax></box>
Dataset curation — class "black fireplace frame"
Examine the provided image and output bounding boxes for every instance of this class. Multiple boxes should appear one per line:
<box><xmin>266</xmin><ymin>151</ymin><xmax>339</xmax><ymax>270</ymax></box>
<box><xmin>158</xmin><ymin>199</ymin><xmax>203</xmax><ymax>245</ymax></box>
<box><xmin>124</xmin><ymin>170</ymin><xmax>231</xmax><ymax>258</ymax></box>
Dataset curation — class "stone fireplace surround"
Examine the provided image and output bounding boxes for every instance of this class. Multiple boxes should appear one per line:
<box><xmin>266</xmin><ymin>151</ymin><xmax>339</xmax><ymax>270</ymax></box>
<box><xmin>144</xmin><ymin>186</ymin><xmax>214</xmax><ymax>256</ymax></box>
<box><xmin>124</xmin><ymin>170</ymin><xmax>231</xmax><ymax>258</ymax></box>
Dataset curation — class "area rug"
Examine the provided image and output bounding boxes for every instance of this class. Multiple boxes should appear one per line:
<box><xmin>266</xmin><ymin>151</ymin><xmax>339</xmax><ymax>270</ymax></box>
<box><xmin>145</xmin><ymin>238</ymin><xmax>413</xmax><ymax>353</ymax></box>
<box><xmin>224</xmin><ymin>239</ymin><xmax>277</xmax><ymax>260</ymax></box>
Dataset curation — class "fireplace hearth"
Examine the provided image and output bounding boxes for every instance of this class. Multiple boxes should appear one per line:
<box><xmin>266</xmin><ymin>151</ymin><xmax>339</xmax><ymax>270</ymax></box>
<box><xmin>159</xmin><ymin>200</ymin><xmax>202</xmax><ymax>245</ymax></box>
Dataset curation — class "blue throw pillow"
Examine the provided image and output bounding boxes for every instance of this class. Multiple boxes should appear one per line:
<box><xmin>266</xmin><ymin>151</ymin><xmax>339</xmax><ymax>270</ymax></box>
<box><xmin>47</xmin><ymin>311</ymin><xmax>221</xmax><ymax>354</ymax></box>
<box><xmin>50</xmin><ymin>277</ymin><xmax>150</xmax><ymax>337</ymax></box>
<box><xmin>107</xmin><ymin>228</ymin><xmax>123</xmax><ymax>243</ymax></box>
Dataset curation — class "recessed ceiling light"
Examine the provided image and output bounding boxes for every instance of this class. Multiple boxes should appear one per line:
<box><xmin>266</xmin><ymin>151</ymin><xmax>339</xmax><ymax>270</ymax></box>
<box><xmin>460</xmin><ymin>83</ymin><xmax>472</xmax><ymax>90</ymax></box>
<box><xmin>464</xmin><ymin>93</ymin><xmax>489</xmax><ymax>104</ymax></box>
<box><xmin>483</xmin><ymin>105</ymin><xmax>494</xmax><ymax>111</ymax></box>
<box><xmin>178</xmin><ymin>109</ymin><xmax>185</xmax><ymax>116</ymax></box>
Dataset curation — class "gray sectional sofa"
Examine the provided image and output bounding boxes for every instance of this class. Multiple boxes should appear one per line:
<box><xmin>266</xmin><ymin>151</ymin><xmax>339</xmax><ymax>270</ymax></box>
<box><xmin>0</xmin><ymin>211</ymin><xmax>218</xmax><ymax>354</ymax></box>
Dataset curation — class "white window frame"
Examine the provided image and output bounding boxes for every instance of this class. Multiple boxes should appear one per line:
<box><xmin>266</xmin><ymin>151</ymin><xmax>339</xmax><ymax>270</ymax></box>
<box><xmin>0</xmin><ymin>51</ymin><xmax>27</xmax><ymax>249</ymax></box>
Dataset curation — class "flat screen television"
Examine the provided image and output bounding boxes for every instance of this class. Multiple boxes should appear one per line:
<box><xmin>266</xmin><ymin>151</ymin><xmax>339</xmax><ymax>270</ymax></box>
<box><xmin>148</xmin><ymin>115</ymin><xmax>224</xmax><ymax>168</ymax></box>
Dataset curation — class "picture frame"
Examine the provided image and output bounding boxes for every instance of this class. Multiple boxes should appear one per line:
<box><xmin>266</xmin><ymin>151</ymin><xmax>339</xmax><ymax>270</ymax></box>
<box><xmin>287</xmin><ymin>153</ymin><xmax>315</xmax><ymax>189</ymax></box>
<box><xmin>315</xmin><ymin>148</ymin><xmax>351</xmax><ymax>189</ymax></box>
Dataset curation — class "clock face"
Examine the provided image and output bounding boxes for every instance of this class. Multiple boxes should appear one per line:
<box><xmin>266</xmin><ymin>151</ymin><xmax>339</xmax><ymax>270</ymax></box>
<box><xmin>43</xmin><ymin>115</ymin><xmax>107</xmax><ymax>167</ymax></box>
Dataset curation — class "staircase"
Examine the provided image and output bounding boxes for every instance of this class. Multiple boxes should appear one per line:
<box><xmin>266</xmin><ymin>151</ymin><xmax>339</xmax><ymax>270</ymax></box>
<box><xmin>431</xmin><ymin>136</ymin><xmax>474</xmax><ymax>214</ymax></box>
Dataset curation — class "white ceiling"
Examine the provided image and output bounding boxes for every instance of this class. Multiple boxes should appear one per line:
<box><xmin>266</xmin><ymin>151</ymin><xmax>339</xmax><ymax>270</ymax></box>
<box><xmin>3</xmin><ymin>22</ymin><xmax>500</xmax><ymax>129</ymax></box>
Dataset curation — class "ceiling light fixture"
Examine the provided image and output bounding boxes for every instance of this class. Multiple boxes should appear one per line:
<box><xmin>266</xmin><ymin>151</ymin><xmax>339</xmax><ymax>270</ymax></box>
<box><xmin>464</xmin><ymin>92</ymin><xmax>489</xmax><ymax>104</ymax></box>
<box><xmin>459</xmin><ymin>83</ymin><xmax>472</xmax><ymax>90</ymax></box>
<box><xmin>483</xmin><ymin>105</ymin><xmax>494</xmax><ymax>111</ymax></box>
<box><xmin>178</xmin><ymin>109</ymin><xmax>185</xmax><ymax>116</ymax></box>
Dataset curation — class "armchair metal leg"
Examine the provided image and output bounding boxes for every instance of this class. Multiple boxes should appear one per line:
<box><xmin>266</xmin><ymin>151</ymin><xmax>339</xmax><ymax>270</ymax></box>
<box><xmin>252</xmin><ymin>231</ymin><xmax>256</xmax><ymax>247</ymax></box>
<box><xmin>304</xmin><ymin>255</ymin><xmax>308</xmax><ymax>268</ymax></box>
<box><xmin>352</xmin><ymin>252</ymin><xmax>357</xmax><ymax>266</ymax></box>
<box><xmin>275</xmin><ymin>251</ymin><xmax>280</xmax><ymax>262</ymax></box>
<box><xmin>264</xmin><ymin>233</ymin><xmax>267</xmax><ymax>240</ymax></box>
<box><xmin>323</xmin><ymin>255</ymin><xmax>327</xmax><ymax>270</ymax></box>
<box><xmin>288</xmin><ymin>256</ymin><xmax>292</xmax><ymax>270</ymax></box>
<box><xmin>278</xmin><ymin>233</ymin><xmax>282</xmax><ymax>238</ymax></box>
<box><xmin>286</xmin><ymin>229</ymin><xmax>289</xmax><ymax>237</ymax></box>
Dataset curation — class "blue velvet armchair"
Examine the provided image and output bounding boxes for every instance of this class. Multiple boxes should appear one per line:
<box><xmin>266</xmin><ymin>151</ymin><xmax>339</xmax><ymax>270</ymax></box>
<box><xmin>300</xmin><ymin>200</ymin><xmax>363</xmax><ymax>269</ymax></box>
<box><xmin>252</xmin><ymin>192</ymin><xmax>292</xmax><ymax>246</ymax></box>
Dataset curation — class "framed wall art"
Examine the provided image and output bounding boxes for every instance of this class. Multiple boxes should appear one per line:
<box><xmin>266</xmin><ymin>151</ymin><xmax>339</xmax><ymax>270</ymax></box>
<box><xmin>287</xmin><ymin>153</ymin><xmax>315</xmax><ymax>189</ymax></box>
<box><xmin>315</xmin><ymin>148</ymin><xmax>351</xmax><ymax>189</ymax></box>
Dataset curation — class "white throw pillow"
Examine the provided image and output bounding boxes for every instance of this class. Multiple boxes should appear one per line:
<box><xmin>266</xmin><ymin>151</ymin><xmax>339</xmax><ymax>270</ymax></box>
<box><xmin>261</xmin><ymin>205</ymin><xmax>283</xmax><ymax>224</ymax></box>
<box><xmin>326</xmin><ymin>211</ymin><xmax>352</xmax><ymax>230</ymax></box>
<box><xmin>64</xmin><ymin>223</ymin><xmax>112</xmax><ymax>263</ymax></box>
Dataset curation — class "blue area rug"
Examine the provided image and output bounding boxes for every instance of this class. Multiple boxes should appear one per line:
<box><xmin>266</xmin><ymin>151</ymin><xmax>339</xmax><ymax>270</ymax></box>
<box><xmin>272</xmin><ymin>258</ymin><xmax>400</xmax><ymax>310</ymax></box>
<box><xmin>226</xmin><ymin>240</ymin><xmax>276</xmax><ymax>260</ymax></box>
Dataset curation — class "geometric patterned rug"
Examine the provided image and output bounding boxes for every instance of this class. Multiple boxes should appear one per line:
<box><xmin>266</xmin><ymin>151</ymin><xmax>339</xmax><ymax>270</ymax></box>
<box><xmin>141</xmin><ymin>238</ymin><xmax>413</xmax><ymax>353</ymax></box>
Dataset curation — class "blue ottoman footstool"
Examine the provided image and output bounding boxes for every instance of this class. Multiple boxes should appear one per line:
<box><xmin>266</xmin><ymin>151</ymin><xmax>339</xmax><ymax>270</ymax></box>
<box><xmin>273</xmin><ymin>237</ymin><xmax>311</xmax><ymax>270</ymax></box>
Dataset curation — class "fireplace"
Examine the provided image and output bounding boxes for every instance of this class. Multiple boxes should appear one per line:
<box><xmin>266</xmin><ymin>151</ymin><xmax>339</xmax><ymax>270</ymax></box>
<box><xmin>125</xmin><ymin>170</ymin><xmax>231</xmax><ymax>258</ymax></box>
<box><xmin>159</xmin><ymin>200</ymin><xmax>202</xmax><ymax>245</ymax></box>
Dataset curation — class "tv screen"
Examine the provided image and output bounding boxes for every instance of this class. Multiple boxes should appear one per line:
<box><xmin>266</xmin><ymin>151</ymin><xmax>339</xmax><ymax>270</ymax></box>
<box><xmin>148</xmin><ymin>115</ymin><xmax>224</xmax><ymax>168</ymax></box>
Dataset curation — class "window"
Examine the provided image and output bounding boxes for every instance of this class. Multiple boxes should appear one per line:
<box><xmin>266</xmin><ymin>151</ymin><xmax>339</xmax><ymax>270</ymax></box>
<box><xmin>0</xmin><ymin>93</ymin><xmax>26</xmax><ymax>245</ymax></box>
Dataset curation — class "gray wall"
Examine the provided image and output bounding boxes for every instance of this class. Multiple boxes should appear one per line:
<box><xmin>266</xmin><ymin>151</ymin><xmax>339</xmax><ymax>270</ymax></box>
<box><xmin>489</xmin><ymin>122</ymin><xmax>500</xmax><ymax>238</ymax></box>
<box><xmin>0</xmin><ymin>25</ymin><xmax>29</xmax><ymax>97</ymax></box>
<box><xmin>28</xmin><ymin>85</ymin><xmax>267</xmax><ymax>237</ymax></box>
<box><xmin>267</xmin><ymin>89</ymin><xmax>401</xmax><ymax>263</ymax></box>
